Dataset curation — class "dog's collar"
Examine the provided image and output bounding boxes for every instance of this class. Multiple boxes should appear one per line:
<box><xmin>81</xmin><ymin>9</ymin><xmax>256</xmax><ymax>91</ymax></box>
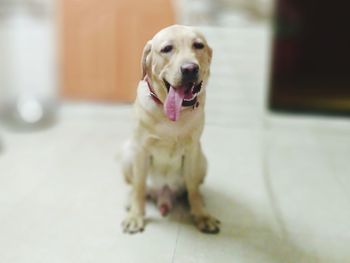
<box><xmin>144</xmin><ymin>76</ymin><xmax>200</xmax><ymax>108</ymax></box>
<box><xmin>144</xmin><ymin>76</ymin><xmax>163</xmax><ymax>105</ymax></box>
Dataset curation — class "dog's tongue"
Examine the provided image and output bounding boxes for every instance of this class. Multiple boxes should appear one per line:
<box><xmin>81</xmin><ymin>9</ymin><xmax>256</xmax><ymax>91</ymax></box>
<box><xmin>164</xmin><ymin>86</ymin><xmax>185</xmax><ymax>121</ymax></box>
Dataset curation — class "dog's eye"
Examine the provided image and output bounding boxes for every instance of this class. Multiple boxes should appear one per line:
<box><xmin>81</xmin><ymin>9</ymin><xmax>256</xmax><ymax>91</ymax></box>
<box><xmin>161</xmin><ymin>45</ymin><xmax>173</xmax><ymax>53</ymax></box>
<box><xmin>193</xmin><ymin>42</ymin><xmax>204</xmax><ymax>50</ymax></box>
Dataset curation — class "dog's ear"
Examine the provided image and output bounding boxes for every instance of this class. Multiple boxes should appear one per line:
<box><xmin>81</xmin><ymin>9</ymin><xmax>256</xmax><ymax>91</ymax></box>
<box><xmin>207</xmin><ymin>45</ymin><xmax>213</xmax><ymax>65</ymax></box>
<box><xmin>141</xmin><ymin>40</ymin><xmax>152</xmax><ymax>79</ymax></box>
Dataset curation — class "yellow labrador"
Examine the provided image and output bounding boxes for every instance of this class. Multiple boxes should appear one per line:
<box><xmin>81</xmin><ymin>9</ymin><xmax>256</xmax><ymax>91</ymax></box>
<box><xmin>121</xmin><ymin>25</ymin><xmax>220</xmax><ymax>234</ymax></box>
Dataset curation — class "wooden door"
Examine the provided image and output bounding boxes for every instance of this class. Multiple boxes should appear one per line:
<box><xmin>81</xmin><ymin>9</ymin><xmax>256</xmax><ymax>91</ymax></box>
<box><xmin>60</xmin><ymin>0</ymin><xmax>175</xmax><ymax>102</ymax></box>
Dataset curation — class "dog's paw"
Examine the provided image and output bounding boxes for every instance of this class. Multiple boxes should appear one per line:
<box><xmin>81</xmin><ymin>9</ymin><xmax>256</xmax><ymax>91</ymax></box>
<box><xmin>193</xmin><ymin>214</ymin><xmax>220</xmax><ymax>234</ymax></box>
<box><xmin>122</xmin><ymin>214</ymin><xmax>145</xmax><ymax>234</ymax></box>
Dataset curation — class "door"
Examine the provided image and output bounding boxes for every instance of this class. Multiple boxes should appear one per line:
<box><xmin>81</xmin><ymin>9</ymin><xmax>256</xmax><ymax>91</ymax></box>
<box><xmin>269</xmin><ymin>0</ymin><xmax>350</xmax><ymax>115</ymax></box>
<box><xmin>60</xmin><ymin>0</ymin><xmax>175</xmax><ymax>102</ymax></box>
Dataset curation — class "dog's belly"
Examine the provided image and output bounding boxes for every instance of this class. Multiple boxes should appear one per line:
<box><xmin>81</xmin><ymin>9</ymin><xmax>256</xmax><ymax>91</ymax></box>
<box><xmin>147</xmin><ymin>143</ymin><xmax>186</xmax><ymax>194</ymax></box>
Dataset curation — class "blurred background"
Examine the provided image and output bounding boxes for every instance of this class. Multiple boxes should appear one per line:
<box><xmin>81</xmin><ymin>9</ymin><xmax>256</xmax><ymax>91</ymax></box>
<box><xmin>1</xmin><ymin>1</ymin><xmax>350</xmax><ymax>262</ymax></box>
<box><xmin>1</xmin><ymin>0</ymin><xmax>276</xmax><ymax>131</ymax></box>
<box><xmin>1</xmin><ymin>0</ymin><xmax>349</xmax><ymax>131</ymax></box>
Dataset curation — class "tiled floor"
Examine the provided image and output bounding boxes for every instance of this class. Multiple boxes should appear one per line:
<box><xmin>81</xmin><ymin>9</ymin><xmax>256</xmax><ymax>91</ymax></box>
<box><xmin>1</xmin><ymin>25</ymin><xmax>350</xmax><ymax>262</ymax></box>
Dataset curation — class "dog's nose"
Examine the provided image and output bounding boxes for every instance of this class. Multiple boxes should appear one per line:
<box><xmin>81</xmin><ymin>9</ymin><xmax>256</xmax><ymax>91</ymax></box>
<box><xmin>181</xmin><ymin>63</ymin><xmax>199</xmax><ymax>78</ymax></box>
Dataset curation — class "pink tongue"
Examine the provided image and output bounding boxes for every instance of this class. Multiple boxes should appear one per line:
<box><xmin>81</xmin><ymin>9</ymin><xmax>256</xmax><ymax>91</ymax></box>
<box><xmin>164</xmin><ymin>86</ymin><xmax>185</xmax><ymax>121</ymax></box>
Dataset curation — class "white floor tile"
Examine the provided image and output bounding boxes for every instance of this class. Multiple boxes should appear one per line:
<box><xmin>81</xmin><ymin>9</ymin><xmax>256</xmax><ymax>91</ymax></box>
<box><xmin>265</xmin><ymin>122</ymin><xmax>350</xmax><ymax>262</ymax></box>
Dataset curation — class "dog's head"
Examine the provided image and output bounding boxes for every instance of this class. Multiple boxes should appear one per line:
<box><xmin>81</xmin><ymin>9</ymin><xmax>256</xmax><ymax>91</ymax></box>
<box><xmin>141</xmin><ymin>25</ymin><xmax>212</xmax><ymax>121</ymax></box>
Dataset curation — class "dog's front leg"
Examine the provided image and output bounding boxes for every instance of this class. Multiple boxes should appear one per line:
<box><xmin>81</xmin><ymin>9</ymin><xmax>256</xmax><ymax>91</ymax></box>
<box><xmin>184</xmin><ymin>144</ymin><xmax>220</xmax><ymax>234</ymax></box>
<box><xmin>122</xmin><ymin>149</ymin><xmax>148</xmax><ymax>234</ymax></box>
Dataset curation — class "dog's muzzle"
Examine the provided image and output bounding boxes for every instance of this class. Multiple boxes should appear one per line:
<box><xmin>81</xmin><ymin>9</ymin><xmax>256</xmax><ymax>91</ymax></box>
<box><xmin>163</xmin><ymin>80</ymin><xmax>202</xmax><ymax>107</ymax></box>
<box><xmin>145</xmin><ymin>76</ymin><xmax>202</xmax><ymax>122</ymax></box>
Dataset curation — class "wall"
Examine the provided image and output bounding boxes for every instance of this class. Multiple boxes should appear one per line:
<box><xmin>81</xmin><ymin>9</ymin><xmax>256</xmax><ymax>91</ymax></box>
<box><xmin>0</xmin><ymin>0</ymin><xmax>56</xmax><ymax>102</ymax></box>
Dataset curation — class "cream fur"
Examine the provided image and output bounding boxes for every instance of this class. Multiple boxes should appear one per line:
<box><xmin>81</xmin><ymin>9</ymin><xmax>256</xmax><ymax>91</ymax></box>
<box><xmin>121</xmin><ymin>25</ymin><xmax>220</xmax><ymax>234</ymax></box>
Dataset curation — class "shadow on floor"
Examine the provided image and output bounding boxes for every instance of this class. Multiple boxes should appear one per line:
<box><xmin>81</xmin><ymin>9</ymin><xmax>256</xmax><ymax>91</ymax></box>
<box><xmin>160</xmin><ymin>186</ymin><xmax>331</xmax><ymax>263</ymax></box>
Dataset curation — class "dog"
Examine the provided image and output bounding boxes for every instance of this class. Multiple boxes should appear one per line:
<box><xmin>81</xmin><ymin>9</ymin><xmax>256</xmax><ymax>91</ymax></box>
<box><xmin>121</xmin><ymin>25</ymin><xmax>220</xmax><ymax>234</ymax></box>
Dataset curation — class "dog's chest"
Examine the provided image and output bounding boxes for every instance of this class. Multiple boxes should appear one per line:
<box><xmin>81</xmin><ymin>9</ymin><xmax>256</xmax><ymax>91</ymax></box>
<box><xmin>147</xmin><ymin>141</ymin><xmax>185</xmax><ymax>192</ymax></box>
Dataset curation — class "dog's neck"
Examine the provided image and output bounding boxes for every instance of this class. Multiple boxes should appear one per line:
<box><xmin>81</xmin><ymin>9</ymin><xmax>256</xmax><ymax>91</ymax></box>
<box><xmin>144</xmin><ymin>75</ymin><xmax>200</xmax><ymax>109</ymax></box>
